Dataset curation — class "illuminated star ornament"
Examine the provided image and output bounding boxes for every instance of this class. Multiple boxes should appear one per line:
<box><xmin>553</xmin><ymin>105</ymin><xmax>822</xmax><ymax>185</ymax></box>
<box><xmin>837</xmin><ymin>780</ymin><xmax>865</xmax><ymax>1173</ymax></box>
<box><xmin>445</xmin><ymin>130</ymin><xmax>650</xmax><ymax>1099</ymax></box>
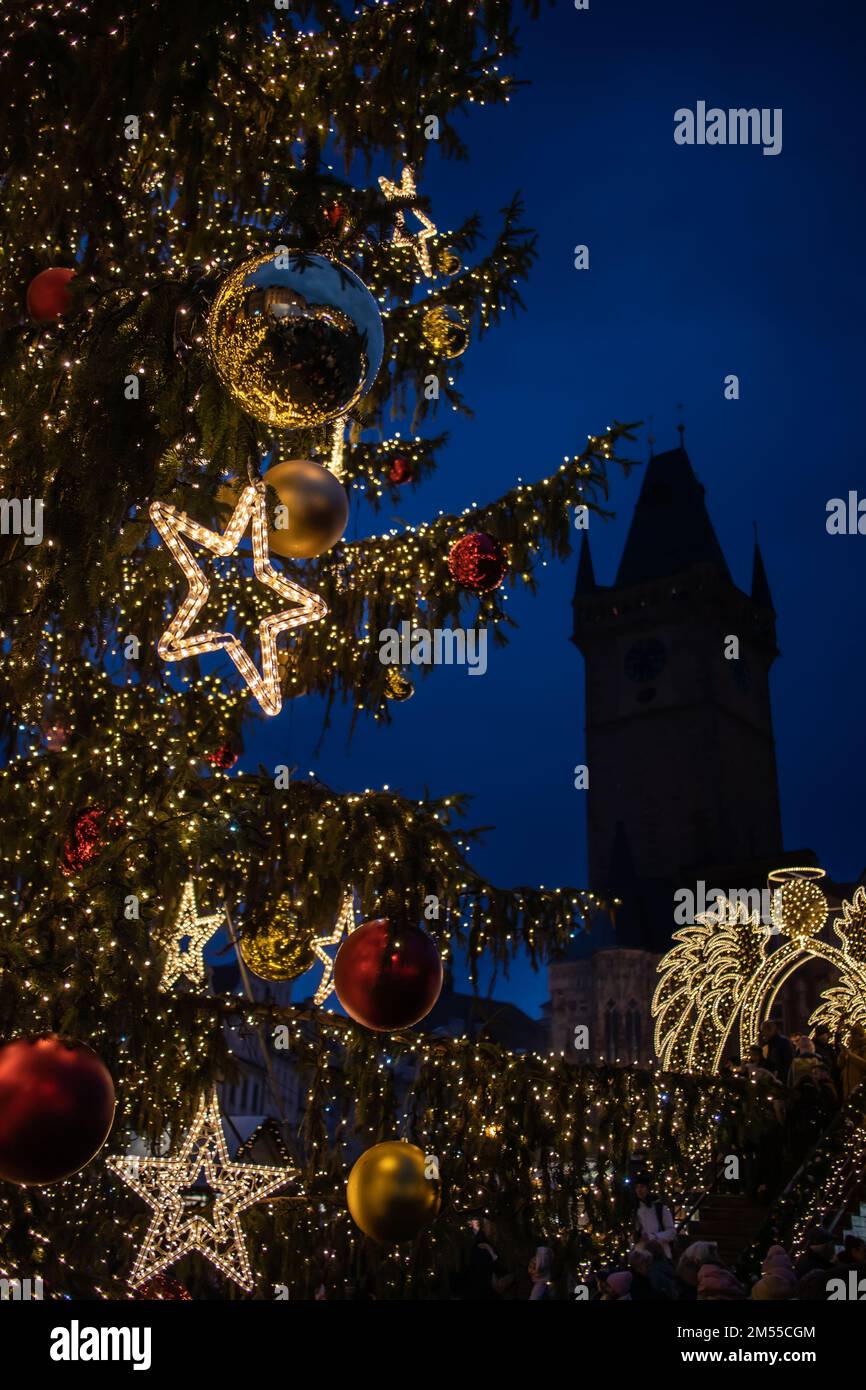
<box><xmin>107</xmin><ymin>1092</ymin><xmax>294</xmax><ymax>1292</ymax></box>
<box><xmin>159</xmin><ymin>878</ymin><xmax>223</xmax><ymax>990</ymax></box>
<box><xmin>150</xmin><ymin>482</ymin><xmax>327</xmax><ymax>717</ymax></box>
<box><xmin>312</xmin><ymin>888</ymin><xmax>358</xmax><ymax>1005</ymax></box>
<box><xmin>378</xmin><ymin>165</ymin><xmax>437</xmax><ymax>277</ymax></box>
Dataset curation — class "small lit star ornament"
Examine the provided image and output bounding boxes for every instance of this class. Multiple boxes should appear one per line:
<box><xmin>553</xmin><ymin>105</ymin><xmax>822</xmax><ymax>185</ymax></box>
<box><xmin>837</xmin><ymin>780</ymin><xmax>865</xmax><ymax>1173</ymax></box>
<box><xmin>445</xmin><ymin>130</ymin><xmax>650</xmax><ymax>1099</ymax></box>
<box><xmin>150</xmin><ymin>483</ymin><xmax>327</xmax><ymax>717</ymax></box>
<box><xmin>107</xmin><ymin>1093</ymin><xmax>294</xmax><ymax>1292</ymax></box>
<box><xmin>159</xmin><ymin>879</ymin><xmax>223</xmax><ymax>990</ymax></box>
<box><xmin>378</xmin><ymin>165</ymin><xmax>437</xmax><ymax>277</ymax></box>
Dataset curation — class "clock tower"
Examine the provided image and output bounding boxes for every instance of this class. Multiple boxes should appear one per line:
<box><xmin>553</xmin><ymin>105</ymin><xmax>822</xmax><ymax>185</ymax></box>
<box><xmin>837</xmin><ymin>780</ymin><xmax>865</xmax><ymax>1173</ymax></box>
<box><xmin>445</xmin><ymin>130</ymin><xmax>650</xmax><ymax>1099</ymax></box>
<box><xmin>547</xmin><ymin>443</ymin><xmax>785</xmax><ymax>1060</ymax></box>
<box><xmin>572</xmin><ymin>442</ymin><xmax>783</xmax><ymax>908</ymax></box>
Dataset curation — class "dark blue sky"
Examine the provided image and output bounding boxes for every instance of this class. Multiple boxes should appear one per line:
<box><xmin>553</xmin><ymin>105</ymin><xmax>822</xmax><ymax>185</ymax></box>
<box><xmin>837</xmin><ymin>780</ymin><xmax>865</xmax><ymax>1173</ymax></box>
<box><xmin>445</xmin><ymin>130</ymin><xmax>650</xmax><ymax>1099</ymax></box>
<box><xmin>243</xmin><ymin>0</ymin><xmax>866</xmax><ymax>1015</ymax></box>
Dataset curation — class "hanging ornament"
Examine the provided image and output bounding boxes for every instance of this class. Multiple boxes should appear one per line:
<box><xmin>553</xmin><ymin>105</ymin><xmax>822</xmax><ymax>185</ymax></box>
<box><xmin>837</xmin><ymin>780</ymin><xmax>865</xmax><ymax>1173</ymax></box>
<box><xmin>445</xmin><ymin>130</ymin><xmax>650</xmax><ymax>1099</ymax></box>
<box><xmin>239</xmin><ymin>896</ymin><xmax>318</xmax><ymax>982</ymax></box>
<box><xmin>207</xmin><ymin>251</ymin><xmax>384</xmax><ymax>429</ymax></box>
<box><xmin>347</xmin><ymin>1141</ymin><xmax>440</xmax><ymax>1243</ymax></box>
<box><xmin>448</xmin><ymin>532</ymin><xmax>509</xmax><ymax>593</ymax></box>
<box><xmin>26</xmin><ymin>267</ymin><xmax>75</xmax><ymax>322</ymax></box>
<box><xmin>0</xmin><ymin>1037</ymin><xmax>115</xmax><ymax>1186</ymax></box>
<box><xmin>334</xmin><ymin>917</ymin><xmax>443</xmax><ymax>1031</ymax></box>
<box><xmin>384</xmin><ymin>667</ymin><xmax>414</xmax><ymax>702</ymax></box>
<box><xmin>388</xmin><ymin>456</ymin><xmax>413</xmax><ymax>485</ymax></box>
<box><xmin>311</xmin><ymin>890</ymin><xmax>358</xmax><ymax>1005</ymax></box>
<box><xmin>324</xmin><ymin>201</ymin><xmax>346</xmax><ymax>231</ymax></box>
<box><xmin>378</xmin><ymin>166</ymin><xmax>437</xmax><ymax>277</ymax></box>
<box><xmin>262</xmin><ymin>459</ymin><xmax>349</xmax><ymax>560</ymax></box>
<box><xmin>150</xmin><ymin>482</ymin><xmax>327</xmax><ymax>718</ymax></box>
<box><xmin>769</xmin><ymin>867</ymin><xmax>828</xmax><ymax>943</ymax></box>
<box><xmin>422</xmin><ymin>304</ymin><xmax>469</xmax><ymax>358</ymax></box>
<box><xmin>437</xmin><ymin>247</ymin><xmax>462</xmax><ymax>277</ymax></box>
<box><xmin>42</xmin><ymin>722</ymin><xmax>70</xmax><ymax>752</ymax></box>
<box><xmin>204</xmin><ymin>742</ymin><xmax>239</xmax><ymax>771</ymax></box>
<box><xmin>158</xmin><ymin>879</ymin><xmax>223</xmax><ymax>990</ymax></box>
<box><xmin>106</xmin><ymin>1092</ymin><xmax>294</xmax><ymax>1292</ymax></box>
<box><xmin>60</xmin><ymin>807</ymin><xmax>124</xmax><ymax>877</ymax></box>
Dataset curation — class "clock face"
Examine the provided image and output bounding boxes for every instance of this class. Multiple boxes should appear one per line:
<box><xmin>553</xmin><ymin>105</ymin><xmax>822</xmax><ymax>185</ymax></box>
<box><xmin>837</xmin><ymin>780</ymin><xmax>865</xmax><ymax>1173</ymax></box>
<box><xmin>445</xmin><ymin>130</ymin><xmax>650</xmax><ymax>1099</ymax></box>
<box><xmin>624</xmin><ymin>638</ymin><xmax>667</xmax><ymax>683</ymax></box>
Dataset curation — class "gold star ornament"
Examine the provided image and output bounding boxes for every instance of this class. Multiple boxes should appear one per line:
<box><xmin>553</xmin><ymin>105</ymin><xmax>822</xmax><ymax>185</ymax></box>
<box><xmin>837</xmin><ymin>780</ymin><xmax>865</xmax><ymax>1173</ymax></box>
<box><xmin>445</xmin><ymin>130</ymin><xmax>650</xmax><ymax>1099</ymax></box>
<box><xmin>158</xmin><ymin>879</ymin><xmax>223</xmax><ymax>990</ymax></box>
<box><xmin>378</xmin><ymin>165</ymin><xmax>437</xmax><ymax>278</ymax></box>
<box><xmin>150</xmin><ymin>482</ymin><xmax>327</xmax><ymax>717</ymax></box>
<box><xmin>107</xmin><ymin>1092</ymin><xmax>295</xmax><ymax>1292</ymax></box>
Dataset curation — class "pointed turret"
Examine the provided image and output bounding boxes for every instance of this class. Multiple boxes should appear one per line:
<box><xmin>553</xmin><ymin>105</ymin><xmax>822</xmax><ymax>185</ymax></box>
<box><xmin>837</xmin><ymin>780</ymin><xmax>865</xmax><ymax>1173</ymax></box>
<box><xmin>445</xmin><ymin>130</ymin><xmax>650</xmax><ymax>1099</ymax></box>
<box><xmin>615</xmin><ymin>445</ymin><xmax>732</xmax><ymax>588</ymax></box>
<box><xmin>751</xmin><ymin>537</ymin><xmax>774</xmax><ymax>612</ymax></box>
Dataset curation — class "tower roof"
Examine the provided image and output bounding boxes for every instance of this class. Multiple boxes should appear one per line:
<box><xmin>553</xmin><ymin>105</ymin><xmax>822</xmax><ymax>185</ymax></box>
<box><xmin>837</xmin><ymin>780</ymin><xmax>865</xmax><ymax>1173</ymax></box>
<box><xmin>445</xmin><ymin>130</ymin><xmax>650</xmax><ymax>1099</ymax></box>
<box><xmin>751</xmin><ymin>537</ymin><xmax>774</xmax><ymax>612</ymax></box>
<box><xmin>615</xmin><ymin>446</ymin><xmax>732</xmax><ymax>588</ymax></box>
<box><xmin>573</xmin><ymin>529</ymin><xmax>596</xmax><ymax>597</ymax></box>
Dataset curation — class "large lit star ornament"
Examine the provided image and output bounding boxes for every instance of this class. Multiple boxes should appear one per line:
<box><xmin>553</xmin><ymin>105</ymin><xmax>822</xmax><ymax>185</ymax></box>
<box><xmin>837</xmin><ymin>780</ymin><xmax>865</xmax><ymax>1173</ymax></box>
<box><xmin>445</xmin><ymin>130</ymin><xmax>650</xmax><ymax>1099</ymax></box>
<box><xmin>378</xmin><ymin>165</ymin><xmax>437</xmax><ymax>277</ymax></box>
<box><xmin>107</xmin><ymin>1093</ymin><xmax>295</xmax><ymax>1292</ymax></box>
<box><xmin>150</xmin><ymin>482</ymin><xmax>327</xmax><ymax>717</ymax></box>
<box><xmin>312</xmin><ymin>888</ymin><xmax>358</xmax><ymax>1005</ymax></box>
<box><xmin>159</xmin><ymin>879</ymin><xmax>223</xmax><ymax>989</ymax></box>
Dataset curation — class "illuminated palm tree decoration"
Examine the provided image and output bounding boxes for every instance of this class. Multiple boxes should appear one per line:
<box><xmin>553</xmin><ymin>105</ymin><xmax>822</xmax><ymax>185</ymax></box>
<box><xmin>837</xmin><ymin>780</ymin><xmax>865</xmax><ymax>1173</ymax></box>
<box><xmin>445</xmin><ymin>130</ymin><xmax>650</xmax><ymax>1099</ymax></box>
<box><xmin>653</xmin><ymin>871</ymin><xmax>866</xmax><ymax>1072</ymax></box>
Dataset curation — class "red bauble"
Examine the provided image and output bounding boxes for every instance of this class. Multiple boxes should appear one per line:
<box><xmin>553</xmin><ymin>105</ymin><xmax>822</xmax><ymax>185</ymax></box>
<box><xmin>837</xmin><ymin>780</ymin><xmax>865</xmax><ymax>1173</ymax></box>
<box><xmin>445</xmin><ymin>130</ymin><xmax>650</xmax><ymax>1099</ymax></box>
<box><xmin>388</xmin><ymin>456</ymin><xmax>413</xmax><ymax>485</ymax></box>
<box><xmin>26</xmin><ymin>267</ymin><xmax>75</xmax><ymax>322</ymax></box>
<box><xmin>0</xmin><ymin>1036</ymin><xmax>116</xmax><ymax>1185</ymax></box>
<box><xmin>334</xmin><ymin>918</ymin><xmax>443</xmax><ymax>1031</ymax></box>
<box><xmin>448</xmin><ymin>532</ymin><xmax>508</xmax><ymax>593</ymax></box>
<box><xmin>205</xmin><ymin>743</ymin><xmax>238</xmax><ymax>771</ymax></box>
<box><xmin>60</xmin><ymin>807</ymin><xmax>124</xmax><ymax>877</ymax></box>
<box><xmin>324</xmin><ymin>201</ymin><xmax>345</xmax><ymax>229</ymax></box>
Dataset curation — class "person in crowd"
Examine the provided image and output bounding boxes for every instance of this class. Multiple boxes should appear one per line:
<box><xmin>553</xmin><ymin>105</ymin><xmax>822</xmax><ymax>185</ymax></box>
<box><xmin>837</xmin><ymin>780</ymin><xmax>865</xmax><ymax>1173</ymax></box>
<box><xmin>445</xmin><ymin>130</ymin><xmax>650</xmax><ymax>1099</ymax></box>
<box><xmin>788</xmin><ymin>1035</ymin><xmax>821</xmax><ymax>1088</ymax></box>
<box><xmin>633</xmin><ymin>1178</ymin><xmax>677</xmax><ymax>1258</ymax></box>
<box><xmin>697</xmin><ymin>1263</ymin><xmax>746</xmax><ymax>1300</ymax></box>
<box><xmin>834</xmin><ymin>1234</ymin><xmax>866</xmax><ymax>1272</ymax></box>
<box><xmin>627</xmin><ymin>1247</ymin><xmax>663</xmax><ymax>1301</ymax></box>
<box><xmin>741</xmin><ymin>1045</ymin><xmax>776</xmax><ymax>1084</ymax></box>
<box><xmin>840</xmin><ymin>1023</ymin><xmax>866</xmax><ymax>1099</ymax></box>
<box><xmin>751</xmin><ymin>1269</ymin><xmax>796</xmax><ymax>1300</ymax></box>
<box><xmin>813</xmin><ymin>1024</ymin><xmax>841</xmax><ymax>1089</ymax></box>
<box><xmin>761</xmin><ymin>1243</ymin><xmax>796</xmax><ymax>1279</ymax></box>
<box><xmin>761</xmin><ymin>1019</ymin><xmax>794</xmax><ymax>1082</ymax></box>
<box><xmin>527</xmin><ymin>1246</ymin><xmax>553</xmax><ymax>1301</ymax></box>
<box><xmin>459</xmin><ymin>1218</ymin><xmax>512</xmax><ymax>1299</ymax></box>
<box><xmin>640</xmin><ymin>1236</ymin><xmax>679</xmax><ymax>1299</ymax></box>
<box><xmin>599</xmin><ymin>1270</ymin><xmax>632</xmax><ymax>1301</ymax></box>
<box><xmin>795</xmin><ymin>1226</ymin><xmax>837</xmax><ymax>1279</ymax></box>
<box><xmin>675</xmin><ymin>1241</ymin><xmax>721</xmax><ymax>1301</ymax></box>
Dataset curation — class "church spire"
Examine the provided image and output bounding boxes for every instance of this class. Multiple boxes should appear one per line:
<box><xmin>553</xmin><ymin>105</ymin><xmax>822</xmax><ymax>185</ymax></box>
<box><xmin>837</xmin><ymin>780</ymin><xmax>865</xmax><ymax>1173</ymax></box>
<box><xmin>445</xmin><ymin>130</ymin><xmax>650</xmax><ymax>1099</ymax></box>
<box><xmin>574</xmin><ymin>529</ymin><xmax>596</xmax><ymax>595</ymax></box>
<box><xmin>615</xmin><ymin>442</ymin><xmax>732</xmax><ymax>588</ymax></box>
<box><xmin>751</xmin><ymin>532</ymin><xmax>774</xmax><ymax>612</ymax></box>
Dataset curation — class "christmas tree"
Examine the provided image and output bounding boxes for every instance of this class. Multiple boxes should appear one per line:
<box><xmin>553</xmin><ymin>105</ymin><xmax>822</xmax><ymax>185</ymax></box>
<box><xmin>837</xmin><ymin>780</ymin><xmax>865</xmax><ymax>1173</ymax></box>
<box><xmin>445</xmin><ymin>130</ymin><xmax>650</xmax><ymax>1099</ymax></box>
<box><xmin>0</xmin><ymin>0</ymin><xmax>751</xmax><ymax>1302</ymax></box>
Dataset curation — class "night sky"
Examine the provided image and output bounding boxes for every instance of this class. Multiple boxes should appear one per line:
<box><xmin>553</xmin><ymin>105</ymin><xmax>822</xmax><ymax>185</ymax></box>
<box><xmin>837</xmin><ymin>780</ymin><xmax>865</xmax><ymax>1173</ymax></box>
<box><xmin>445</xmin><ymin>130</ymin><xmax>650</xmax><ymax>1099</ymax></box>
<box><xmin>241</xmin><ymin>0</ymin><xmax>866</xmax><ymax>1015</ymax></box>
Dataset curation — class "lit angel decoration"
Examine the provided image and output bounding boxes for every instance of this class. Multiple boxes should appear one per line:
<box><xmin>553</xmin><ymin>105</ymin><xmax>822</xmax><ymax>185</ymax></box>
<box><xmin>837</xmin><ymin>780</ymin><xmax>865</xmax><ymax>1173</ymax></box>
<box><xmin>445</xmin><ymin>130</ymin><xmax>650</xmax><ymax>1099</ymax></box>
<box><xmin>652</xmin><ymin>870</ymin><xmax>866</xmax><ymax>1072</ymax></box>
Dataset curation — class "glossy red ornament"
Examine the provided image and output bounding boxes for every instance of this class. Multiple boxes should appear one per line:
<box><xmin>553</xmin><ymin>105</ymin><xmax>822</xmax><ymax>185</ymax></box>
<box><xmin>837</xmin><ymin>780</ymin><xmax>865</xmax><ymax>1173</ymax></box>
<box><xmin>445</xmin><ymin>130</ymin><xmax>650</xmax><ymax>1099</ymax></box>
<box><xmin>204</xmin><ymin>743</ymin><xmax>238</xmax><ymax>771</ymax></box>
<box><xmin>388</xmin><ymin>456</ymin><xmax>413</xmax><ymax>485</ymax></box>
<box><xmin>26</xmin><ymin>267</ymin><xmax>75</xmax><ymax>322</ymax></box>
<box><xmin>60</xmin><ymin>807</ymin><xmax>124</xmax><ymax>876</ymax></box>
<box><xmin>325</xmin><ymin>202</ymin><xmax>345</xmax><ymax>229</ymax></box>
<box><xmin>448</xmin><ymin>532</ymin><xmax>508</xmax><ymax>593</ymax></box>
<box><xmin>0</xmin><ymin>1036</ymin><xmax>116</xmax><ymax>1185</ymax></box>
<box><xmin>334</xmin><ymin>918</ymin><xmax>443</xmax><ymax>1031</ymax></box>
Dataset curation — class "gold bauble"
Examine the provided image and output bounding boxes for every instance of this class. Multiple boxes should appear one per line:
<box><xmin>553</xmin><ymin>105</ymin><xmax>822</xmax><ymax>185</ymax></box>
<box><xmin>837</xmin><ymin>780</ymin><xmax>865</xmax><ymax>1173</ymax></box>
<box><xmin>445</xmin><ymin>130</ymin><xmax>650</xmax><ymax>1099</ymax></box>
<box><xmin>770</xmin><ymin>876</ymin><xmax>827</xmax><ymax>941</ymax></box>
<box><xmin>239</xmin><ymin>904</ymin><xmax>316</xmax><ymax>982</ymax></box>
<box><xmin>384</xmin><ymin>667</ymin><xmax>414</xmax><ymax>702</ymax></box>
<box><xmin>207</xmin><ymin>251</ymin><xmax>384</xmax><ymax>429</ymax></box>
<box><xmin>261</xmin><ymin>459</ymin><xmax>349</xmax><ymax>559</ymax></box>
<box><xmin>421</xmin><ymin>305</ymin><xmax>469</xmax><ymax>358</ymax></box>
<box><xmin>437</xmin><ymin>247</ymin><xmax>462</xmax><ymax>277</ymax></box>
<box><xmin>346</xmin><ymin>1141</ymin><xmax>440</xmax><ymax>1244</ymax></box>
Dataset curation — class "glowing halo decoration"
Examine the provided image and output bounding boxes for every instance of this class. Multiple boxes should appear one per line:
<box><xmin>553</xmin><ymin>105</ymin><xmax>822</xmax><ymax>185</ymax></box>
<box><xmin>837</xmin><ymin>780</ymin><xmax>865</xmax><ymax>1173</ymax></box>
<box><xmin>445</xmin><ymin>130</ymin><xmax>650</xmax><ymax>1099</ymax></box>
<box><xmin>652</xmin><ymin>871</ymin><xmax>866</xmax><ymax>1073</ymax></box>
